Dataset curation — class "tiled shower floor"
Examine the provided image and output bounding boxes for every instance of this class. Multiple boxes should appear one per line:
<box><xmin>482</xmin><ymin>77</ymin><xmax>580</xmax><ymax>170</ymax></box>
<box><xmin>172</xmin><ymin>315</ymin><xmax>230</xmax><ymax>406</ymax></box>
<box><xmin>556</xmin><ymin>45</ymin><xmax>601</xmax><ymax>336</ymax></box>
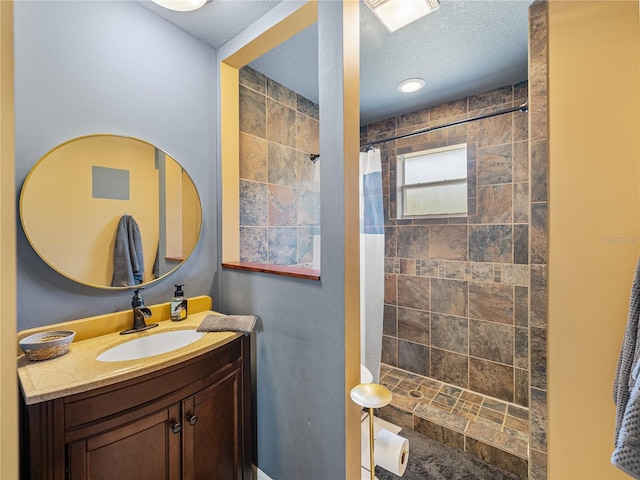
<box><xmin>377</xmin><ymin>364</ymin><xmax>529</xmax><ymax>478</ymax></box>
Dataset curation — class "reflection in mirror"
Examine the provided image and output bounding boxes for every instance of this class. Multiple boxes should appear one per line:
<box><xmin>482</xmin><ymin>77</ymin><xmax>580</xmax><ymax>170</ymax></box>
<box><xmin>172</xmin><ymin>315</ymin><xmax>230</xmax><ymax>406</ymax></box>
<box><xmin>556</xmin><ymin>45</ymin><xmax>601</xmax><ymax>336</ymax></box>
<box><xmin>237</xmin><ymin>23</ymin><xmax>320</xmax><ymax>270</ymax></box>
<box><xmin>20</xmin><ymin>135</ymin><xmax>202</xmax><ymax>289</ymax></box>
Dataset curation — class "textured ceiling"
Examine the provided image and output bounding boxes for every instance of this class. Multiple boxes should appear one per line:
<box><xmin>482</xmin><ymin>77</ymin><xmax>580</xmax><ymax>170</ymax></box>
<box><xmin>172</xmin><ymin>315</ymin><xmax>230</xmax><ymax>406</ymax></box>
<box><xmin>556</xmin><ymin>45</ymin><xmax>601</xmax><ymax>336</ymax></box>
<box><xmin>141</xmin><ymin>0</ymin><xmax>284</xmax><ymax>49</ymax></box>
<box><xmin>142</xmin><ymin>0</ymin><xmax>532</xmax><ymax>125</ymax></box>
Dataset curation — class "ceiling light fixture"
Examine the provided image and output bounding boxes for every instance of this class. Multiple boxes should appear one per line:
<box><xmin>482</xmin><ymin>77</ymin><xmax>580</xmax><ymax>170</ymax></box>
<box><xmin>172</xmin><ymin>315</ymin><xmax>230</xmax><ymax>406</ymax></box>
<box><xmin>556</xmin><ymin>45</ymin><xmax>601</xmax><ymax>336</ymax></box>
<box><xmin>150</xmin><ymin>0</ymin><xmax>208</xmax><ymax>12</ymax></box>
<box><xmin>398</xmin><ymin>78</ymin><xmax>425</xmax><ymax>93</ymax></box>
<box><xmin>365</xmin><ymin>0</ymin><xmax>440</xmax><ymax>33</ymax></box>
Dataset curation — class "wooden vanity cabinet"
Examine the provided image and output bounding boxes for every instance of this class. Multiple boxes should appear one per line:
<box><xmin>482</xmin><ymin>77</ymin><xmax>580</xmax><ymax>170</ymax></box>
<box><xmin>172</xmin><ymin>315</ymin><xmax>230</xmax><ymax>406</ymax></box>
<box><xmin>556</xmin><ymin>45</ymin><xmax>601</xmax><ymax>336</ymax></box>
<box><xmin>20</xmin><ymin>335</ymin><xmax>252</xmax><ymax>480</ymax></box>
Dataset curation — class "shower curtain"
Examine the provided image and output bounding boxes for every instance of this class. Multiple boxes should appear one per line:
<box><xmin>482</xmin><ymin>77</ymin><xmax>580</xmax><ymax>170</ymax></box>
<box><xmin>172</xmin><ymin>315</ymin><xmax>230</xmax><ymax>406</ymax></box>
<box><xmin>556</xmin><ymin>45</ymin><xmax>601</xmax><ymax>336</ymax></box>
<box><xmin>359</xmin><ymin>148</ymin><xmax>384</xmax><ymax>384</ymax></box>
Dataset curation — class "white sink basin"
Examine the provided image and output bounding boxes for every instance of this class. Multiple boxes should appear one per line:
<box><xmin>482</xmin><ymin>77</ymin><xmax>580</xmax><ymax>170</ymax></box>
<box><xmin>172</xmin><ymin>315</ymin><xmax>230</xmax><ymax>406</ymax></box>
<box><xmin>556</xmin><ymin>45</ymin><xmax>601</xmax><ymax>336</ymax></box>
<box><xmin>96</xmin><ymin>329</ymin><xmax>205</xmax><ymax>362</ymax></box>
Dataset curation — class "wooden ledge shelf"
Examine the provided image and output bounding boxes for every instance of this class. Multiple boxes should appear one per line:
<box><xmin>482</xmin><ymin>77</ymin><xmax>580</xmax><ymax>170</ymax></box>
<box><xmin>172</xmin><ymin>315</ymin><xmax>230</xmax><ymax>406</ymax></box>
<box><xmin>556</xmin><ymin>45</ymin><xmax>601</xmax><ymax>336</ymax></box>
<box><xmin>222</xmin><ymin>261</ymin><xmax>320</xmax><ymax>281</ymax></box>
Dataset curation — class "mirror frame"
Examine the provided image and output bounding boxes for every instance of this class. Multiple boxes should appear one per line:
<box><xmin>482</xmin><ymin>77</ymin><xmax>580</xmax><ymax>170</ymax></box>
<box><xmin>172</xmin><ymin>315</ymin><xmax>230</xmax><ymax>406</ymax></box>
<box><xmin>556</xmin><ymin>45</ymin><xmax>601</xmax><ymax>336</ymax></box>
<box><xmin>19</xmin><ymin>134</ymin><xmax>203</xmax><ymax>290</ymax></box>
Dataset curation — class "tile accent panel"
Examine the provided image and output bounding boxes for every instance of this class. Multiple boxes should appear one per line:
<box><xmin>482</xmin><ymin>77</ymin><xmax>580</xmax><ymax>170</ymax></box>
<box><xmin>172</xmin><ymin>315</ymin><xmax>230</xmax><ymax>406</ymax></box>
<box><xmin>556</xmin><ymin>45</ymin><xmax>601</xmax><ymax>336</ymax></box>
<box><xmin>239</xmin><ymin>66</ymin><xmax>320</xmax><ymax>267</ymax></box>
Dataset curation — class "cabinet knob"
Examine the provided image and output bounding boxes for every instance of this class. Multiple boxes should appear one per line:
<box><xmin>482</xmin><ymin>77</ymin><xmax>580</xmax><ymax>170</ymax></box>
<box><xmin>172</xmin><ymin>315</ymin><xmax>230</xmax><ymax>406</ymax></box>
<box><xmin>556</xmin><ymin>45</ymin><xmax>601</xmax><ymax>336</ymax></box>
<box><xmin>187</xmin><ymin>414</ymin><xmax>198</xmax><ymax>426</ymax></box>
<box><xmin>171</xmin><ymin>422</ymin><xmax>182</xmax><ymax>434</ymax></box>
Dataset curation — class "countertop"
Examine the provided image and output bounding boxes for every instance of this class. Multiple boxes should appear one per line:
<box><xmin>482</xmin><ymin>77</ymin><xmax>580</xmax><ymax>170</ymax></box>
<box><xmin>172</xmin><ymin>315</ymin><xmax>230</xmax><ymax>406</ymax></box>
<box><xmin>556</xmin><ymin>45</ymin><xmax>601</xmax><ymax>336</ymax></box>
<box><xmin>18</xmin><ymin>310</ymin><xmax>240</xmax><ymax>405</ymax></box>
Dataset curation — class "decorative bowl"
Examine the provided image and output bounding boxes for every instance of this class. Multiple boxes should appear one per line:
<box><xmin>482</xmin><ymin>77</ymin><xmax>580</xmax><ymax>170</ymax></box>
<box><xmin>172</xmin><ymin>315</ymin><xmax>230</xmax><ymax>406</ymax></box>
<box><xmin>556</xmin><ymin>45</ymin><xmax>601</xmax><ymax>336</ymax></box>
<box><xmin>19</xmin><ymin>330</ymin><xmax>76</xmax><ymax>361</ymax></box>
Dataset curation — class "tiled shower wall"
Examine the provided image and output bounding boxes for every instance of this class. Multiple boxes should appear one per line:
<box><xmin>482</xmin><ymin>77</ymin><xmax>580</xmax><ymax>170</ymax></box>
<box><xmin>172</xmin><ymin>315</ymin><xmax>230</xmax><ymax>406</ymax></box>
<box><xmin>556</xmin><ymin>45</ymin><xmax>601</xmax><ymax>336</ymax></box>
<box><xmin>361</xmin><ymin>81</ymin><xmax>532</xmax><ymax>408</ymax></box>
<box><xmin>528</xmin><ymin>2</ymin><xmax>549</xmax><ymax>479</ymax></box>
<box><xmin>238</xmin><ymin>66</ymin><xmax>320</xmax><ymax>267</ymax></box>
<box><xmin>362</xmin><ymin>2</ymin><xmax>549</xmax><ymax>477</ymax></box>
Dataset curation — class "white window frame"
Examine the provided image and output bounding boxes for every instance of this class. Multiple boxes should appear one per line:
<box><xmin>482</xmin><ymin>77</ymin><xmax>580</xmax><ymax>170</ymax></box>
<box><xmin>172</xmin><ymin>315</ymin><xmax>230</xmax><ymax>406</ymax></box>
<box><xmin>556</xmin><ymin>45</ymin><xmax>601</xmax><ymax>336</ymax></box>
<box><xmin>396</xmin><ymin>143</ymin><xmax>468</xmax><ymax>219</ymax></box>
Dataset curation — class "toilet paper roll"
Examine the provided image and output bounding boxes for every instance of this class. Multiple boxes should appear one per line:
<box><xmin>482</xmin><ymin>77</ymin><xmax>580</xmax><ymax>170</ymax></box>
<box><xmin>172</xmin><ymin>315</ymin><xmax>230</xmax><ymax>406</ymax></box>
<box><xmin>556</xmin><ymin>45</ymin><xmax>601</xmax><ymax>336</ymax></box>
<box><xmin>375</xmin><ymin>428</ymin><xmax>409</xmax><ymax>476</ymax></box>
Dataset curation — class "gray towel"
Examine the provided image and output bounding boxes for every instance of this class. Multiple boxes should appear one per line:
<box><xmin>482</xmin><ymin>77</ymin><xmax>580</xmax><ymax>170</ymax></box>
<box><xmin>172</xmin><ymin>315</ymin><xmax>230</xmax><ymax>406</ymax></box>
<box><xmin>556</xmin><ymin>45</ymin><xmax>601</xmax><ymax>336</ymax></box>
<box><xmin>197</xmin><ymin>314</ymin><xmax>256</xmax><ymax>336</ymax></box>
<box><xmin>613</xmin><ymin>256</ymin><xmax>640</xmax><ymax>477</ymax></box>
<box><xmin>111</xmin><ymin>215</ymin><xmax>145</xmax><ymax>287</ymax></box>
<box><xmin>612</xmin><ymin>360</ymin><xmax>640</xmax><ymax>477</ymax></box>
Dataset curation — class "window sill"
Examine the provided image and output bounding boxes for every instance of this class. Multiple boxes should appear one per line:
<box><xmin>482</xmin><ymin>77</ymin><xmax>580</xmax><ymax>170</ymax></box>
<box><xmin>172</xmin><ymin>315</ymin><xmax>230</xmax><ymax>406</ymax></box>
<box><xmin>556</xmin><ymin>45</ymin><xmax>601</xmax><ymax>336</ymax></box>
<box><xmin>221</xmin><ymin>261</ymin><xmax>320</xmax><ymax>281</ymax></box>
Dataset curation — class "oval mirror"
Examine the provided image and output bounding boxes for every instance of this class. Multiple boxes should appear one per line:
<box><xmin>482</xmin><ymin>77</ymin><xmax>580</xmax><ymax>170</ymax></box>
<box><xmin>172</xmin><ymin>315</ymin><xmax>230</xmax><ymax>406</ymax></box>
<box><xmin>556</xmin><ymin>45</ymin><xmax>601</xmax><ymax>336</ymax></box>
<box><xmin>20</xmin><ymin>135</ymin><xmax>203</xmax><ymax>289</ymax></box>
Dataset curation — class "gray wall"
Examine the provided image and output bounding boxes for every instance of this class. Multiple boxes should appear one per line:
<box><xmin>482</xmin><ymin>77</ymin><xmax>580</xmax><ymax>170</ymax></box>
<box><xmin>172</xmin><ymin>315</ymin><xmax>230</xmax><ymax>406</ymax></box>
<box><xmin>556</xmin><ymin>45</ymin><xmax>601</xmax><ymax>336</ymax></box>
<box><xmin>15</xmin><ymin>2</ymin><xmax>356</xmax><ymax>478</ymax></box>
<box><xmin>14</xmin><ymin>1</ymin><xmax>217</xmax><ymax>330</ymax></box>
<box><xmin>218</xmin><ymin>2</ymin><xmax>357</xmax><ymax>478</ymax></box>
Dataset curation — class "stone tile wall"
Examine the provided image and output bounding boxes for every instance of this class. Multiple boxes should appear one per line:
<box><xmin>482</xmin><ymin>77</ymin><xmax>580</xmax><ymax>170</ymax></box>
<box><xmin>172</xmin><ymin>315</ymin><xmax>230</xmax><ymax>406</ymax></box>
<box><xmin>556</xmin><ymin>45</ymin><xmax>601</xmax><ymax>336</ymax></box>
<box><xmin>528</xmin><ymin>2</ymin><xmax>549</xmax><ymax>479</ymax></box>
<box><xmin>363</xmin><ymin>3</ymin><xmax>550</xmax><ymax>477</ymax></box>
<box><xmin>238</xmin><ymin>66</ymin><xmax>320</xmax><ymax>266</ymax></box>
<box><xmin>362</xmin><ymin>81</ymin><xmax>531</xmax><ymax>409</ymax></box>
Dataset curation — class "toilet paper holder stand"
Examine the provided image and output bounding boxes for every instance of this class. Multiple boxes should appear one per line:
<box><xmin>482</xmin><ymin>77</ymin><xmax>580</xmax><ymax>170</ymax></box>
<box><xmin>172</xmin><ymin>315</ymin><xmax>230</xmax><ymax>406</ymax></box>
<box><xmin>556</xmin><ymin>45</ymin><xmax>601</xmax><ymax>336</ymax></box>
<box><xmin>350</xmin><ymin>383</ymin><xmax>393</xmax><ymax>480</ymax></box>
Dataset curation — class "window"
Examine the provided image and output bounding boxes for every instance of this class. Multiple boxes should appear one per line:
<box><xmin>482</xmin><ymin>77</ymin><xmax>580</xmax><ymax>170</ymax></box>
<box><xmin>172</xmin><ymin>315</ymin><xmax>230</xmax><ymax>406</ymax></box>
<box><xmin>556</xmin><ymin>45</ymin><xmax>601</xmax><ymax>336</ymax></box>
<box><xmin>397</xmin><ymin>143</ymin><xmax>468</xmax><ymax>218</ymax></box>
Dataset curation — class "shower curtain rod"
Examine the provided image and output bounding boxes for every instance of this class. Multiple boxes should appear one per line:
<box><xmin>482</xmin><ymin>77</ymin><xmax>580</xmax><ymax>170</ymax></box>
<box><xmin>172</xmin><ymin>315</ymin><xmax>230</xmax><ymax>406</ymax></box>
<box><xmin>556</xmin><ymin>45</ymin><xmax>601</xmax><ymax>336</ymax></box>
<box><xmin>360</xmin><ymin>102</ymin><xmax>528</xmax><ymax>150</ymax></box>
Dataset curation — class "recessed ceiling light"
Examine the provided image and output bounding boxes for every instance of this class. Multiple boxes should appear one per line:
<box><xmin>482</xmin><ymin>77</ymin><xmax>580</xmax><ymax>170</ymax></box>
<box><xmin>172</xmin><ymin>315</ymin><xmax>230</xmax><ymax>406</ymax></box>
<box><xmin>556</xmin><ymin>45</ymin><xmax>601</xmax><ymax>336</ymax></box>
<box><xmin>398</xmin><ymin>78</ymin><xmax>425</xmax><ymax>93</ymax></box>
<box><xmin>365</xmin><ymin>0</ymin><xmax>440</xmax><ymax>33</ymax></box>
<box><xmin>151</xmin><ymin>0</ymin><xmax>208</xmax><ymax>12</ymax></box>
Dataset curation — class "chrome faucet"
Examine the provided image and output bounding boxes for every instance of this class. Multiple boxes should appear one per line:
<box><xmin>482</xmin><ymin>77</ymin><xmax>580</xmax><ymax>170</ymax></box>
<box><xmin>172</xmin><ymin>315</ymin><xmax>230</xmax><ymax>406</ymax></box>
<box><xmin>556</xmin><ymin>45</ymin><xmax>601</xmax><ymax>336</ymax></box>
<box><xmin>121</xmin><ymin>288</ymin><xmax>159</xmax><ymax>335</ymax></box>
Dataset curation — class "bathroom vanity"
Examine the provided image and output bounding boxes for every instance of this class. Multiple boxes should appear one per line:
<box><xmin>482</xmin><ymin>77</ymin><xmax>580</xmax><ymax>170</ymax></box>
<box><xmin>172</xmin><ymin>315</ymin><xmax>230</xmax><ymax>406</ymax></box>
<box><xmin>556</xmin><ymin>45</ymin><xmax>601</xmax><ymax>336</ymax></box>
<box><xmin>17</xmin><ymin>301</ymin><xmax>252</xmax><ymax>480</ymax></box>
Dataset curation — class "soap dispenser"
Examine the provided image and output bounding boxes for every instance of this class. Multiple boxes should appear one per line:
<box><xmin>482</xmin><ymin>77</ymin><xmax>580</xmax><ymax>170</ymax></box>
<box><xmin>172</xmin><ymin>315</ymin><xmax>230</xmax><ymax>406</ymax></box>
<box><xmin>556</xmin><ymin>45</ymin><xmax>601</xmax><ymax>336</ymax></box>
<box><xmin>170</xmin><ymin>284</ymin><xmax>188</xmax><ymax>321</ymax></box>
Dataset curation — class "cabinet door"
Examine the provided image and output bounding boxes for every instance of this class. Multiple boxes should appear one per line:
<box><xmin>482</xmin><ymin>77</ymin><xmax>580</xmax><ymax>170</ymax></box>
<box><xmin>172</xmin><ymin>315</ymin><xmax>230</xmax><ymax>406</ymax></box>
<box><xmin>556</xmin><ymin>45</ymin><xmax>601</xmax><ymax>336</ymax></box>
<box><xmin>182</xmin><ymin>370</ymin><xmax>242</xmax><ymax>480</ymax></box>
<box><xmin>67</xmin><ymin>404</ymin><xmax>181</xmax><ymax>480</ymax></box>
